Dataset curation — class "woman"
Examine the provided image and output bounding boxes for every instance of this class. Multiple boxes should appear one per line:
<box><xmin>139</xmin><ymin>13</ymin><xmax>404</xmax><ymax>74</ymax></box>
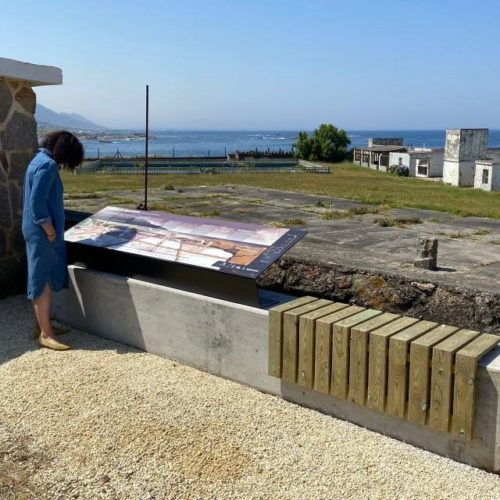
<box><xmin>22</xmin><ymin>131</ymin><xmax>84</xmax><ymax>351</ymax></box>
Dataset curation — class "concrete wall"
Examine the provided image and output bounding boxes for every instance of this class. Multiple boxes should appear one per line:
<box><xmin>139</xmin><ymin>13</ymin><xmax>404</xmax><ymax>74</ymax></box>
<box><xmin>429</xmin><ymin>149</ymin><xmax>444</xmax><ymax>177</ymax></box>
<box><xmin>443</xmin><ymin>129</ymin><xmax>488</xmax><ymax>186</ymax></box>
<box><xmin>53</xmin><ymin>265</ymin><xmax>500</xmax><ymax>472</ymax></box>
<box><xmin>474</xmin><ymin>161</ymin><xmax>500</xmax><ymax>192</ymax></box>
<box><xmin>368</xmin><ymin>138</ymin><xmax>403</xmax><ymax>147</ymax></box>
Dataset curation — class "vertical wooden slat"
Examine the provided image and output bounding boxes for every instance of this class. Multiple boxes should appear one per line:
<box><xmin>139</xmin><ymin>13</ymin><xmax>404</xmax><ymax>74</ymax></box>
<box><xmin>282</xmin><ymin>299</ymin><xmax>332</xmax><ymax>383</ymax></box>
<box><xmin>366</xmin><ymin>317</ymin><xmax>419</xmax><ymax>412</ymax></box>
<box><xmin>429</xmin><ymin>329</ymin><xmax>481</xmax><ymax>432</ymax></box>
<box><xmin>331</xmin><ymin>309</ymin><xmax>383</xmax><ymax>400</ymax></box>
<box><xmin>348</xmin><ymin>313</ymin><xmax>400</xmax><ymax>406</ymax></box>
<box><xmin>406</xmin><ymin>325</ymin><xmax>458</xmax><ymax>425</ymax></box>
<box><xmin>297</xmin><ymin>302</ymin><xmax>348</xmax><ymax>388</ymax></box>
<box><xmin>386</xmin><ymin>321</ymin><xmax>438</xmax><ymax>418</ymax></box>
<box><xmin>314</xmin><ymin>306</ymin><xmax>365</xmax><ymax>394</ymax></box>
<box><xmin>452</xmin><ymin>334</ymin><xmax>499</xmax><ymax>440</ymax></box>
<box><xmin>268</xmin><ymin>296</ymin><xmax>318</xmax><ymax>378</ymax></box>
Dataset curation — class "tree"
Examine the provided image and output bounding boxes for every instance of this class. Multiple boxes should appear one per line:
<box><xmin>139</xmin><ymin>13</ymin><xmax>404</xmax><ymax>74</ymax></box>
<box><xmin>294</xmin><ymin>123</ymin><xmax>351</xmax><ymax>162</ymax></box>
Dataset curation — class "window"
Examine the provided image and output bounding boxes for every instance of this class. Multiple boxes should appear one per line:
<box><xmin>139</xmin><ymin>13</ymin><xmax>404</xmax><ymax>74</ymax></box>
<box><xmin>482</xmin><ymin>169</ymin><xmax>489</xmax><ymax>184</ymax></box>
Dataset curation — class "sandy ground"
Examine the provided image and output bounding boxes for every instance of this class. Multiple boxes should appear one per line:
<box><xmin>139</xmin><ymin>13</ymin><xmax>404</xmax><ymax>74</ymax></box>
<box><xmin>1</xmin><ymin>294</ymin><xmax>499</xmax><ymax>499</ymax></box>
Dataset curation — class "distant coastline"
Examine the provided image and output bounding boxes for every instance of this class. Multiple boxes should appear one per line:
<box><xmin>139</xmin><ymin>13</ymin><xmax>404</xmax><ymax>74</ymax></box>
<box><xmin>37</xmin><ymin>127</ymin><xmax>500</xmax><ymax>159</ymax></box>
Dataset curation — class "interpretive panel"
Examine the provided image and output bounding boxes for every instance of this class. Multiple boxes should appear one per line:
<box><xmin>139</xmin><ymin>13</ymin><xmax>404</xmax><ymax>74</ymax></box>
<box><xmin>65</xmin><ymin>206</ymin><xmax>305</xmax><ymax>279</ymax></box>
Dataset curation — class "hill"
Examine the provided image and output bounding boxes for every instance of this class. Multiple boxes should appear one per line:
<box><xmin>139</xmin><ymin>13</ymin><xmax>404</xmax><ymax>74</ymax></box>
<box><xmin>35</xmin><ymin>103</ymin><xmax>107</xmax><ymax>131</ymax></box>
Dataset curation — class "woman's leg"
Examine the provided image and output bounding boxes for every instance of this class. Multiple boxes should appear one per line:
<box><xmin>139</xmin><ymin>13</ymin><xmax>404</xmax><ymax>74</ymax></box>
<box><xmin>33</xmin><ymin>283</ymin><xmax>55</xmax><ymax>339</ymax></box>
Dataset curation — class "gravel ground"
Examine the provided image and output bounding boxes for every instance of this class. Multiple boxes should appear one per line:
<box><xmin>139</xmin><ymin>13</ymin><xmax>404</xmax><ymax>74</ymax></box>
<box><xmin>1</xmin><ymin>295</ymin><xmax>500</xmax><ymax>499</ymax></box>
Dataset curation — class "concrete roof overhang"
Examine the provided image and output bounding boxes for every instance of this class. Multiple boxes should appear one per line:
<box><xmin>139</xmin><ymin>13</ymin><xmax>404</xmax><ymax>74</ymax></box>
<box><xmin>0</xmin><ymin>57</ymin><xmax>62</xmax><ymax>86</ymax></box>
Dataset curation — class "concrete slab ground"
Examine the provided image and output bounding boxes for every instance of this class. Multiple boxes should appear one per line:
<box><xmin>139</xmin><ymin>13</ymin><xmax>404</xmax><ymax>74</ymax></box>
<box><xmin>65</xmin><ymin>185</ymin><xmax>500</xmax><ymax>333</ymax></box>
<box><xmin>65</xmin><ymin>185</ymin><xmax>500</xmax><ymax>291</ymax></box>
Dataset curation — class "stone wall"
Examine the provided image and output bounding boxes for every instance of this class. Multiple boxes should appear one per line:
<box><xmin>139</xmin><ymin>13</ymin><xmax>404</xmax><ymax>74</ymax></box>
<box><xmin>0</xmin><ymin>78</ymin><xmax>38</xmax><ymax>298</ymax></box>
<box><xmin>258</xmin><ymin>256</ymin><xmax>500</xmax><ymax>335</ymax></box>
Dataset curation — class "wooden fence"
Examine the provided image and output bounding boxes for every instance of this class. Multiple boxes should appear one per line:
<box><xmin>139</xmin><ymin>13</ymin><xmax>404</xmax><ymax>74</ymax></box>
<box><xmin>76</xmin><ymin>159</ymin><xmax>330</xmax><ymax>175</ymax></box>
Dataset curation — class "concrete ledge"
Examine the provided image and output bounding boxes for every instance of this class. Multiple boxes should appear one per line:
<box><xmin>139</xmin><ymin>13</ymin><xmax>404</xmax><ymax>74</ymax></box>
<box><xmin>53</xmin><ymin>265</ymin><xmax>500</xmax><ymax>472</ymax></box>
<box><xmin>0</xmin><ymin>57</ymin><xmax>62</xmax><ymax>86</ymax></box>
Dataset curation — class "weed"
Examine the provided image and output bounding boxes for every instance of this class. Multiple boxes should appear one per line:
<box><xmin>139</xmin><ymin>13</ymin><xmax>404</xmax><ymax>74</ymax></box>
<box><xmin>473</xmin><ymin>228</ymin><xmax>492</xmax><ymax>236</ymax></box>
<box><xmin>375</xmin><ymin>216</ymin><xmax>422</xmax><ymax>228</ymax></box>
<box><xmin>349</xmin><ymin>206</ymin><xmax>380</xmax><ymax>215</ymax></box>
<box><xmin>272</xmin><ymin>218</ymin><xmax>306</xmax><ymax>227</ymax></box>
<box><xmin>200</xmin><ymin>210</ymin><xmax>220</xmax><ymax>217</ymax></box>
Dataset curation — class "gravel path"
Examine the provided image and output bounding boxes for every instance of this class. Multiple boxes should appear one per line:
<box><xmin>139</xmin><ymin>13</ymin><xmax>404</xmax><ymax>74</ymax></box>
<box><xmin>1</xmin><ymin>295</ymin><xmax>499</xmax><ymax>499</ymax></box>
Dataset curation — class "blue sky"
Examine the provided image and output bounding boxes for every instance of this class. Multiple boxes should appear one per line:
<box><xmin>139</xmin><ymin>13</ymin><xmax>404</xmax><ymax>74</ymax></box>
<box><xmin>2</xmin><ymin>1</ymin><xmax>499</xmax><ymax>130</ymax></box>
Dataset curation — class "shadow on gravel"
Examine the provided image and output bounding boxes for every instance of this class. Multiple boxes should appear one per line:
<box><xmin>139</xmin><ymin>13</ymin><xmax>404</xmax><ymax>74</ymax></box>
<box><xmin>0</xmin><ymin>296</ymin><xmax>39</xmax><ymax>366</ymax></box>
<box><xmin>0</xmin><ymin>294</ymin><xmax>134</xmax><ymax>367</ymax></box>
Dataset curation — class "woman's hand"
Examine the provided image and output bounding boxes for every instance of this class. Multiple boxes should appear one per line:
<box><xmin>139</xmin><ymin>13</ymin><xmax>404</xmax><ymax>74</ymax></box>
<box><xmin>42</xmin><ymin>222</ymin><xmax>57</xmax><ymax>242</ymax></box>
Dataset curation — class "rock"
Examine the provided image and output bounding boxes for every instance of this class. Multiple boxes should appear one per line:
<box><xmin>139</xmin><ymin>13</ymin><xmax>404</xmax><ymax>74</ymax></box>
<box><xmin>0</xmin><ymin>151</ymin><xmax>8</xmax><ymax>177</ymax></box>
<box><xmin>415</xmin><ymin>237</ymin><xmax>438</xmax><ymax>270</ymax></box>
<box><xmin>8</xmin><ymin>182</ymin><xmax>22</xmax><ymax>220</ymax></box>
<box><xmin>0</xmin><ymin>81</ymin><xmax>13</xmax><ymax>122</ymax></box>
<box><xmin>0</xmin><ymin>111</ymin><xmax>37</xmax><ymax>151</ymax></box>
<box><xmin>9</xmin><ymin>151</ymin><xmax>34</xmax><ymax>182</ymax></box>
<box><xmin>15</xmin><ymin>86</ymin><xmax>36</xmax><ymax>114</ymax></box>
<box><xmin>0</xmin><ymin>183</ymin><xmax>12</xmax><ymax>227</ymax></box>
<box><xmin>411</xmin><ymin>282</ymin><xmax>436</xmax><ymax>293</ymax></box>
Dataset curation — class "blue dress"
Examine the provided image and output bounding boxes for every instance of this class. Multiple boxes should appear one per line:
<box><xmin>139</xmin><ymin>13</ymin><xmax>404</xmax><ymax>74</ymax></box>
<box><xmin>22</xmin><ymin>148</ymin><xmax>68</xmax><ymax>300</ymax></box>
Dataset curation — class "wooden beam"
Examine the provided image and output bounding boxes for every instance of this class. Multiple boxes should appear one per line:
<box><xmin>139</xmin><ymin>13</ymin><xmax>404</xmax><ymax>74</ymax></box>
<box><xmin>348</xmin><ymin>313</ymin><xmax>400</xmax><ymax>406</ymax></box>
<box><xmin>405</xmin><ymin>325</ymin><xmax>458</xmax><ymax>426</ymax></box>
<box><xmin>313</xmin><ymin>305</ymin><xmax>365</xmax><ymax>394</ymax></box>
<box><xmin>386</xmin><ymin>320</ymin><xmax>438</xmax><ymax>418</ymax></box>
<box><xmin>429</xmin><ymin>329</ymin><xmax>481</xmax><ymax>432</ymax></box>
<box><xmin>282</xmin><ymin>299</ymin><xmax>332</xmax><ymax>384</ymax></box>
<box><xmin>331</xmin><ymin>309</ymin><xmax>383</xmax><ymax>400</ymax></box>
<box><xmin>297</xmin><ymin>302</ymin><xmax>349</xmax><ymax>388</ymax></box>
<box><xmin>452</xmin><ymin>334</ymin><xmax>499</xmax><ymax>440</ymax></box>
<box><xmin>366</xmin><ymin>317</ymin><xmax>420</xmax><ymax>412</ymax></box>
<box><xmin>268</xmin><ymin>296</ymin><xmax>318</xmax><ymax>378</ymax></box>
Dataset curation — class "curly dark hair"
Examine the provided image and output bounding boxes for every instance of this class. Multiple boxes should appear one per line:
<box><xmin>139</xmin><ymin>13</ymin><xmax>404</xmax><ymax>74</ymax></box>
<box><xmin>40</xmin><ymin>130</ymin><xmax>84</xmax><ymax>169</ymax></box>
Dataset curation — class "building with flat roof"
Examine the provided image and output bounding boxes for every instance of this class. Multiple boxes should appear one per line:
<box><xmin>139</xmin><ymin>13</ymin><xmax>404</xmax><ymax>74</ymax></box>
<box><xmin>389</xmin><ymin>148</ymin><xmax>444</xmax><ymax>178</ymax></box>
<box><xmin>353</xmin><ymin>138</ymin><xmax>406</xmax><ymax>171</ymax></box>
<box><xmin>443</xmin><ymin>129</ymin><xmax>488</xmax><ymax>186</ymax></box>
<box><xmin>474</xmin><ymin>159</ymin><xmax>500</xmax><ymax>191</ymax></box>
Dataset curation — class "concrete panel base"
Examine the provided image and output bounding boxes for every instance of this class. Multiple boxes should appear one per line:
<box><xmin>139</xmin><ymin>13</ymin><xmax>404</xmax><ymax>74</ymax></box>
<box><xmin>53</xmin><ymin>265</ymin><xmax>500</xmax><ymax>472</ymax></box>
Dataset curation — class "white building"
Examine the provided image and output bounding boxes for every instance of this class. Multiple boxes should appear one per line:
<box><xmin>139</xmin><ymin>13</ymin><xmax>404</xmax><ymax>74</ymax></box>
<box><xmin>389</xmin><ymin>148</ymin><xmax>444</xmax><ymax>178</ymax></box>
<box><xmin>474</xmin><ymin>159</ymin><xmax>500</xmax><ymax>191</ymax></box>
<box><xmin>443</xmin><ymin>129</ymin><xmax>488</xmax><ymax>186</ymax></box>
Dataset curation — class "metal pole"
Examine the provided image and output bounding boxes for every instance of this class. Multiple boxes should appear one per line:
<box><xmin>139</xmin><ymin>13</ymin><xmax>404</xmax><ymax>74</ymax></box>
<box><xmin>144</xmin><ymin>84</ymin><xmax>149</xmax><ymax>210</ymax></box>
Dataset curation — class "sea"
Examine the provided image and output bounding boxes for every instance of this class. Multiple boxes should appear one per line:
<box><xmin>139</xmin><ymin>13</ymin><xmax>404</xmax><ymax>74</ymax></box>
<box><xmin>80</xmin><ymin>129</ymin><xmax>500</xmax><ymax>159</ymax></box>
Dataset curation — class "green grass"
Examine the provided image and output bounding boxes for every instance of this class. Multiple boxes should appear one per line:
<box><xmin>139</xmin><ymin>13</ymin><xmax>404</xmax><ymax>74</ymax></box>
<box><xmin>62</xmin><ymin>162</ymin><xmax>500</xmax><ymax>218</ymax></box>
